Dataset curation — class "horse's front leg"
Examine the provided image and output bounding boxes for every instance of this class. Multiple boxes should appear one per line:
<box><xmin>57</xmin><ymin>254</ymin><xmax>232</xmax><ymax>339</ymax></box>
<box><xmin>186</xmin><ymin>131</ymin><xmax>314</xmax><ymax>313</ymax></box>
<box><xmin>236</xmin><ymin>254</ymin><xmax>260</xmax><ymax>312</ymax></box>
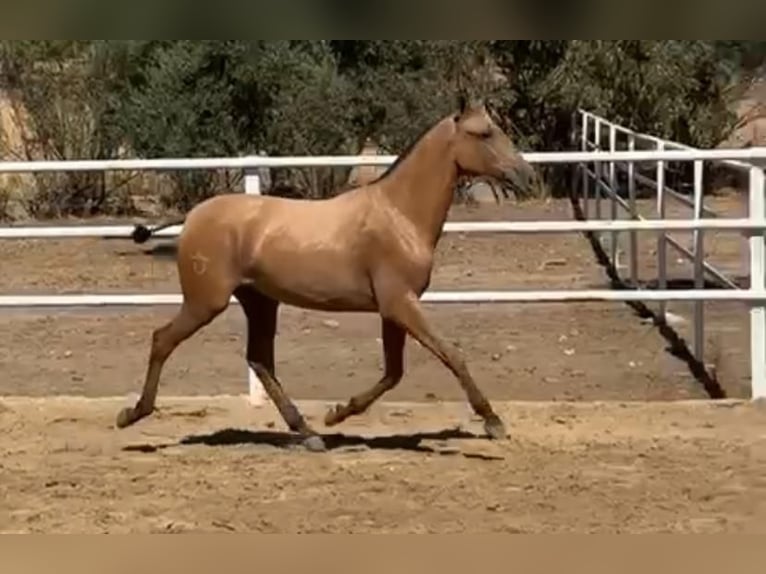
<box><xmin>379</xmin><ymin>289</ymin><xmax>507</xmax><ymax>441</ymax></box>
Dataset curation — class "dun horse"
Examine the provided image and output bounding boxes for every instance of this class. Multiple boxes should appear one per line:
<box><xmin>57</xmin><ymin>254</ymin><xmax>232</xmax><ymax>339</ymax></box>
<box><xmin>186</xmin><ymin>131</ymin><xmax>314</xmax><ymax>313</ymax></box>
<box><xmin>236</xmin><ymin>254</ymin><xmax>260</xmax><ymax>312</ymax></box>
<box><xmin>118</xmin><ymin>98</ymin><xmax>536</xmax><ymax>452</ymax></box>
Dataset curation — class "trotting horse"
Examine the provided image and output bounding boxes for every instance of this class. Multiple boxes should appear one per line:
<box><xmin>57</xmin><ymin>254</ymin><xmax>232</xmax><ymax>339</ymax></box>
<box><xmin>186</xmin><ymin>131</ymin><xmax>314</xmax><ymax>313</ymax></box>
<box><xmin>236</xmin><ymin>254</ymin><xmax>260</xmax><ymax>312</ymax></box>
<box><xmin>118</xmin><ymin>97</ymin><xmax>537</xmax><ymax>452</ymax></box>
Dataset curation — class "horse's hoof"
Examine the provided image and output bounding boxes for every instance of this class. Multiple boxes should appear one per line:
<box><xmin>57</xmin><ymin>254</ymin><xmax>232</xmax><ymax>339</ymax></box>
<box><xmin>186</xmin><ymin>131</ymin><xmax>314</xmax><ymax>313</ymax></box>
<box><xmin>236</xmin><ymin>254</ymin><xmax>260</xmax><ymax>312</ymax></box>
<box><xmin>115</xmin><ymin>407</ymin><xmax>137</xmax><ymax>429</ymax></box>
<box><xmin>324</xmin><ymin>404</ymin><xmax>344</xmax><ymax>427</ymax></box>
<box><xmin>302</xmin><ymin>434</ymin><xmax>327</xmax><ymax>453</ymax></box>
<box><xmin>484</xmin><ymin>415</ymin><xmax>508</xmax><ymax>440</ymax></box>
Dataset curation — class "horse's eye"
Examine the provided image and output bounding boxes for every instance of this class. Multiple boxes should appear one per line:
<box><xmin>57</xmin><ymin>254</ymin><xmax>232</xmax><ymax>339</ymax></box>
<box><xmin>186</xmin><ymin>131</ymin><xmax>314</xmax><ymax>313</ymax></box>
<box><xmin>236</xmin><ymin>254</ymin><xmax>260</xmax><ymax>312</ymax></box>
<box><xmin>479</xmin><ymin>131</ymin><xmax>492</xmax><ymax>140</ymax></box>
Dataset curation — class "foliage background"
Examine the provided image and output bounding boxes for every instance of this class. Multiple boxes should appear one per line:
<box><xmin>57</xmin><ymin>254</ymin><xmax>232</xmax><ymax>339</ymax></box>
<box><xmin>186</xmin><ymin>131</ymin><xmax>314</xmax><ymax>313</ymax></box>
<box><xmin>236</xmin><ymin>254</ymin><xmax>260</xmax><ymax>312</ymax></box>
<box><xmin>0</xmin><ymin>40</ymin><xmax>764</xmax><ymax>220</ymax></box>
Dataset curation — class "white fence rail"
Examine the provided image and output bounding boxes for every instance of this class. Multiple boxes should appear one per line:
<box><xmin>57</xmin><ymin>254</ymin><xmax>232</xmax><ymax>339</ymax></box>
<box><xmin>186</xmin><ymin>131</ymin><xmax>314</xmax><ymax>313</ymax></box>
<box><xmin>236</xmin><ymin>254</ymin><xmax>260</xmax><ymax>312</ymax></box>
<box><xmin>2</xmin><ymin>141</ymin><xmax>766</xmax><ymax>401</ymax></box>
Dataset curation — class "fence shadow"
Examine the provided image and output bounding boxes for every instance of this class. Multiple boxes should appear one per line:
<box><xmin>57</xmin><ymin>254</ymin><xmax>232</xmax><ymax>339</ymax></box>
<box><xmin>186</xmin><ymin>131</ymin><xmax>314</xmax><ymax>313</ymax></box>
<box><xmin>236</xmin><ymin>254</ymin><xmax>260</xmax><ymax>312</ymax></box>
<box><xmin>568</xmin><ymin>194</ymin><xmax>727</xmax><ymax>399</ymax></box>
<box><xmin>633</xmin><ymin>276</ymin><xmax>750</xmax><ymax>290</ymax></box>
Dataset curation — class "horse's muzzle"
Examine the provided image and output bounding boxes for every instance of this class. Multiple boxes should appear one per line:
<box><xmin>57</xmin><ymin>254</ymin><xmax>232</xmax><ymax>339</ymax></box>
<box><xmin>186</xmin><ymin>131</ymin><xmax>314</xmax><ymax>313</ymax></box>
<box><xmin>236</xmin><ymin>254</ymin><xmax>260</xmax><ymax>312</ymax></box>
<box><xmin>503</xmin><ymin>163</ymin><xmax>537</xmax><ymax>197</ymax></box>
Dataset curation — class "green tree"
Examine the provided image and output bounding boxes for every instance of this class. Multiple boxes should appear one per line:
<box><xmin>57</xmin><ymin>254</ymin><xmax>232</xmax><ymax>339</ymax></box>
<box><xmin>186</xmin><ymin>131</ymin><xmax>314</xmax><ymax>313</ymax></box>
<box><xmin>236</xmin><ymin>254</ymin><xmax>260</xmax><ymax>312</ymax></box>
<box><xmin>114</xmin><ymin>41</ymin><xmax>357</xmax><ymax>204</ymax></box>
<box><xmin>0</xmin><ymin>40</ymin><xmax>133</xmax><ymax>217</ymax></box>
<box><xmin>1</xmin><ymin>40</ymin><xmax>758</xmax><ymax>217</ymax></box>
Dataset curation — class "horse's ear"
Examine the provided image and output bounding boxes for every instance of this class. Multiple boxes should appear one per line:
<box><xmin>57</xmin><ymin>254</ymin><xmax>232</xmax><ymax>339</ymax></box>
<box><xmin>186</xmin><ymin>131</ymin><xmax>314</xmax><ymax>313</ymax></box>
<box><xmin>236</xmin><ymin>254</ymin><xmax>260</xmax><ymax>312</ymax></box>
<box><xmin>454</xmin><ymin>92</ymin><xmax>468</xmax><ymax>123</ymax></box>
<box><xmin>457</xmin><ymin>92</ymin><xmax>468</xmax><ymax>114</ymax></box>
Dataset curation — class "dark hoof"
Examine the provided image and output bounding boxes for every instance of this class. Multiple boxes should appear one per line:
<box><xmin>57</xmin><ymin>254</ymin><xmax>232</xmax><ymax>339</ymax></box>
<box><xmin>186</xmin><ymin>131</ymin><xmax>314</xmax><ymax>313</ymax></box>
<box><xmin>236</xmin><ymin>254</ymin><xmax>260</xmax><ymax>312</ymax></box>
<box><xmin>115</xmin><ymin>406</ymin><xmax>138</xmax><ymax>429</ymax></box>
<box><xmin>116</xmin><ymin>406</ymin><xmax>149</xmax><ymax>429</ymax></box>
<box><xmin>324</xmin><ymin>404</ymin><xmax>345</xmax><ymax>427</ymax></box>
<box><xmin>484</xmin><ymin>415</ymin><xmax>508</xmax><ymax>440</ymax></box>
<box><xmin>302</xmin><ymin>434</ymin><xmax>327</xmax><ymax>453</ymax></box>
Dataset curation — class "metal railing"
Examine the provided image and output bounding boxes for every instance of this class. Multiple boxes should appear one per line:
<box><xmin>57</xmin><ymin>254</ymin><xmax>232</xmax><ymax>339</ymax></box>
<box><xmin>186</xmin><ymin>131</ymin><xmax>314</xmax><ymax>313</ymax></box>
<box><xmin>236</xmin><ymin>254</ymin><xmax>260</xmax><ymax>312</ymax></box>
<box><xmin>576</xmin><ymin>109</ymin><xmax>758</xmax><ymax>375</ymax></box>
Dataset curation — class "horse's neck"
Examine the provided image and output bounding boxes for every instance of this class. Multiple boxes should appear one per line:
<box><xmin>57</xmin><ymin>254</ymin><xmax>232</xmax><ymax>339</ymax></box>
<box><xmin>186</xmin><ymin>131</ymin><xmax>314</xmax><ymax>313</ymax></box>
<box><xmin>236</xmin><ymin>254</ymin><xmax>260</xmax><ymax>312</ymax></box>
<box><xmin>380</xmin><ymin>124</ymin><xmax>457</xmax><ymax>247</ymax></box>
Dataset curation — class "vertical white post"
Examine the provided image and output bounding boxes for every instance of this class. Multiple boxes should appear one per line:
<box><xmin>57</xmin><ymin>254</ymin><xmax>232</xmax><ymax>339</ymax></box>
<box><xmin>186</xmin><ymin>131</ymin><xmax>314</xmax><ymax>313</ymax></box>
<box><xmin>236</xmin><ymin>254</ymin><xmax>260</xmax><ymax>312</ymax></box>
<box><xmin>244</xmin><ymin>161</ymin><xmax>267</xmax><ymax>406</ymax></box>
<box><xmin>593</xmin><ymin>118</ymin><xmax>602</xmax><ymax>242</ymax></box>
<box><xmin>656</xmin><ymin>141</ymin><xmax>667</xmax><ymax>322</ymax></box>
<box><xmin>692</xmin><ymin>159</ymin><xmax>705</xmax><ymax>364</ymax></box>
<box><xmin>581</xmin><ymin>113</ymin><xmax>589</xmax><ymax>220</ymax></box>
<box><xmin>627</xmin><ymin>133</ymin><xmax>638</xmax><ymax>286</ymax></box>
<box><xmin>749</xmin><ymin>166</ymin><xmax>766</xmax><ymax>399</ymax></box>
<box><xmin>608</xmin><ymin>124</ymin><xmax>619</xmax><ymax>271</ymax></box>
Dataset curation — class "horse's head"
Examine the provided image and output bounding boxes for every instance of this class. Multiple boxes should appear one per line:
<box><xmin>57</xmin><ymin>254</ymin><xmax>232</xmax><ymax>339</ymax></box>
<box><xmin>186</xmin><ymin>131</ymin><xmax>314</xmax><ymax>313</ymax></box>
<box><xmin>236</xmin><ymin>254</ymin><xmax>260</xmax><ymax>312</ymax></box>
<box><xmin>450</xmin><ymin>96</ymin><xmax>537</xmax><ymax>198</ymax></box>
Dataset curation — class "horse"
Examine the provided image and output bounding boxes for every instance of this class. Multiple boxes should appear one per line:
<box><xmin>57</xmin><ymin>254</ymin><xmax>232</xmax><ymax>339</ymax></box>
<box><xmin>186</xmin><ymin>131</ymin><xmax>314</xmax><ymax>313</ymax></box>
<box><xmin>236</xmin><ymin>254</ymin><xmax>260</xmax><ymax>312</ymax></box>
<box><xmin>117</xmin><ymin>97</ymin><xmax>537</xmax><ymax>452</ymax></box>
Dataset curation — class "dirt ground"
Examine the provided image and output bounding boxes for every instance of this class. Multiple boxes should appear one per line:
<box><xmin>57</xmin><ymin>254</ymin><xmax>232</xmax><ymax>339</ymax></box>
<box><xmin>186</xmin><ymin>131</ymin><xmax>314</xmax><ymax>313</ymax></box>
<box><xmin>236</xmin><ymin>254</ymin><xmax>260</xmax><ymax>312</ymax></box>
<box><xmin>0</xmin><ymin>196</ymin><xmax>761</xmax><ymax>533</ymax></box>
<box><xmin>2</xmin><ymin>395</ymin><xmax>766</xmax><ymax>533</ymax></box>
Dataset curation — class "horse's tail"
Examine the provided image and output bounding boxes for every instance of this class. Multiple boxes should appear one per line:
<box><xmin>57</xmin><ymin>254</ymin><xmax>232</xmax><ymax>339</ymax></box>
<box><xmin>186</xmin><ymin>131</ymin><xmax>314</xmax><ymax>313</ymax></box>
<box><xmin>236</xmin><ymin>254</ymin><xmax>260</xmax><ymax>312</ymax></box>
<box><xmin>130</xmin><ymin>217</ymin><xmax>186</xmax><ymax>244</ymax></box>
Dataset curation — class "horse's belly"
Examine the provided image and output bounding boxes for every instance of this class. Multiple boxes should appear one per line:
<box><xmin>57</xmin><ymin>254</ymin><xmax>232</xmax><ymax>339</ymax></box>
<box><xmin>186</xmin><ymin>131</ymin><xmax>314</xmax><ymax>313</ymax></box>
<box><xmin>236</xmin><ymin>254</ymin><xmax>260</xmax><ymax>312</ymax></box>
<box><xmin>252</xmin><ymin>280</ymin><xmax>377</xmax><ymax>312</ymax></box>
<box><xmin>245</xmin><ymin>251</ymin><xmax>376</xmax><ymax>312</ymax></box>
<box><xmin>264</xmin><ymin>287</ymin><xmax>376</xmax><ymax>312</ymax></box>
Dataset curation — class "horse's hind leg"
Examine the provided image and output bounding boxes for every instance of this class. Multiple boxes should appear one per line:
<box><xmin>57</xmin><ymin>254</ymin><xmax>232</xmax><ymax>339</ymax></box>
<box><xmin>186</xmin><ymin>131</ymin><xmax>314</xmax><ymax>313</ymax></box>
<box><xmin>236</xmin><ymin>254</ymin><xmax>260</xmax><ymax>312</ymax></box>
<box><xmin>324</xmin><ymin>318</ymin><xmax>405</xmax><ymax>426</ymax></box>
<box><xmin>234</xmin><ymin>286</ymin><xmax>326</xmax><ymax>452</ymax></box>
<box><xmin>116</xmin><ymin>300</ymin><xmax>226</xmax><ymax>428</ymax></box>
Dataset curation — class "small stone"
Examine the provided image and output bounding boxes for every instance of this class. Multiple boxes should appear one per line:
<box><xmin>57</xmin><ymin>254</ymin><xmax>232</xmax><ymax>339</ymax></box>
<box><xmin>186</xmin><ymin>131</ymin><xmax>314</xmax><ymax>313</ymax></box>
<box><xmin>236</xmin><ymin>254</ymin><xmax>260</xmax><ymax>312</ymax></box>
<box><xmin>491</xmin><ymin>353</ymin><xmax>501</xmax><ymax>361</ymax></box>
<box><xmin>541</xmin><ymin>258</ymin><xmax>567</xmax><ymax>268</ymax></box>
<box><xmin>563</xmin><ymin>348</ymin><xmax>575</xmax><ymax>356</ymax></box>
<box><xmin>505</xmin><ymin>344</ymin><xmax>517</xmax><ymax>352</ymax></box>
<box><xmin>321</xmin><ymin>319</ymin><xmax>340</xmax><ymax>329</ymax></box>
<box><xmin>63</xmin><ymin>350</ymin><xmax>72</xmax><ymax>358</ymax></box>
<box><xmin>339</xmin><ymin>445</ymin><xmax>369</xmax><ymax>453</ymax></box>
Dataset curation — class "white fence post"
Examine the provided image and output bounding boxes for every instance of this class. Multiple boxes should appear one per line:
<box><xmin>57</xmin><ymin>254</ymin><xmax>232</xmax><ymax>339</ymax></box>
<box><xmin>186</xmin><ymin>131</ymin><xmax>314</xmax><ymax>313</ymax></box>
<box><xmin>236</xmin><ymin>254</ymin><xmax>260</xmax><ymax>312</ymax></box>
<box><xmin>656</xmin><ymin>141</ymin><xmax>667</xmax><ymax>322</ymax></box>
<box><xmin>692</xmin><ymin>160</ymin><xmax>705</xmax><ymax>363</ymax></box>
<box><xmin>244</xmin><ymin>161</ymin><xmax>267</xmax><ymax>406</ymax></box>
<box><xmin>749</xmin><ymin>166</ymin><xmax>766</xmax><ymax>399</ymax></box>
<box><xmin>608</xmin><ymin>124</ymin><xmax>620</xmax><ymax>270</ymax></box>
<box><xmin>581</xmin><ymin>112</ymin><xmax>589</xmax><ymax>219</ymax></box>
<box><xmin>593</xmin><ymin>118</ymin><xmax>602</xmax><ymax>239</ymax></box>
<box><xmin>627</xmin><ymin>133</ymin><xmax>638</xmax><ymax>286</ymax></box>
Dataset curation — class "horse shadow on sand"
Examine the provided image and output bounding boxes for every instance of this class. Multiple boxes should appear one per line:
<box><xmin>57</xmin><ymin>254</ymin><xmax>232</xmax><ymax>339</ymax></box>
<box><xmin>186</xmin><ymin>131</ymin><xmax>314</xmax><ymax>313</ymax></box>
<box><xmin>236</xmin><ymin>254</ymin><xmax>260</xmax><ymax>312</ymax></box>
<box><xmin>123</xmin><ymin>426</ymin><xmax>504</xmax><ymax>461</ymax></box>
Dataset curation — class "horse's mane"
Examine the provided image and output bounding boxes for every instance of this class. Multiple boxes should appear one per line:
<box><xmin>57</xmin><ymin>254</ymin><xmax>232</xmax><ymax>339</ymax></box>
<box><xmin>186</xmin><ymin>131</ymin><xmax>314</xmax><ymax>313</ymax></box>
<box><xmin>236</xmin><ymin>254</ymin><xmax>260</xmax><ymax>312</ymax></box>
<box><xmin>369</xmin><ymin>114</ymin><xmax>447</xmax><ymax>185</ymax></box>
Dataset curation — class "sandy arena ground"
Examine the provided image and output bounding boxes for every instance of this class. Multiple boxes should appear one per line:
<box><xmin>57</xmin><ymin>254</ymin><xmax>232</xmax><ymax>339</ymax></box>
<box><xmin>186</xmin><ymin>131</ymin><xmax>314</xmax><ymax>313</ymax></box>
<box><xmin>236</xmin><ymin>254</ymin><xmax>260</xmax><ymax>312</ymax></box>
<box><xmin>1</xmin><ymin>196</ymin><xmax>763</xmax><ymax>532</ymax></box>
<box><xmin>2</xmin><ymin>396</ymin><xmax>766</xmax><ymax>533</ymax></box>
